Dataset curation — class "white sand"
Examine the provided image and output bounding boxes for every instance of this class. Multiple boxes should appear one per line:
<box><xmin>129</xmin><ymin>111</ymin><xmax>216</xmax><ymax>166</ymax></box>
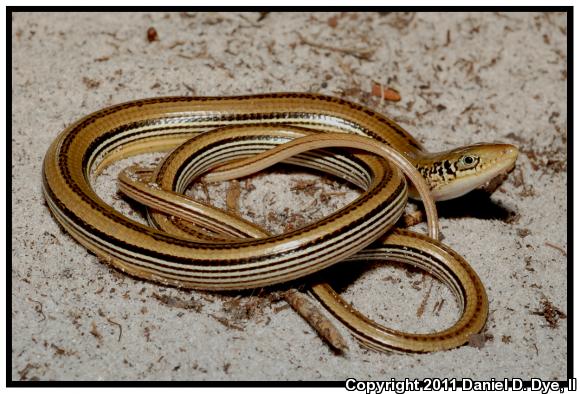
<box><xmin>11</xmin><ymin>12</ymin><xmax>567</xmax><ymax>380</ymax></box>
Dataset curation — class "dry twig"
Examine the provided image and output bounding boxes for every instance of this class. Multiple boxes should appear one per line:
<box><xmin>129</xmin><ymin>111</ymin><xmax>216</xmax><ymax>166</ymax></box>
<box><xmin>152</xmin><ymin>292</ymin><xmax>203</xmax><ymax>312</ymax></box>
<box><xmin>544</xmin><ymin>242</ymin><xmax>566</xmax><ymax>256</ymax></box>
<box><xmin>297</xmin><ymin>33</ymin><xmax>375</xmax><ymax>60</ymax></box>
<box><xmin>400</xmin><ymin>210</ymin><xmax>425</xmax><ymax>228</ymax></box>
<box><xmin>283</xmin><ymin>289</ymin><xmax>349</xmax><ymax>353</ymax></box>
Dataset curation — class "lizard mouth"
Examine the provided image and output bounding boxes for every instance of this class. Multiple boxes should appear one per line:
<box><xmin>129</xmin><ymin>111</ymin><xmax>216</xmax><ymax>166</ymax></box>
<box><xmin>477</xmin><ymin>161</ymin><xmax>517</xmax><ymax>194</ymax></box>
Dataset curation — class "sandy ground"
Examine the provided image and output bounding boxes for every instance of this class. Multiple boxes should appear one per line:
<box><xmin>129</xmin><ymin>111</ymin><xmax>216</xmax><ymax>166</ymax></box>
<box><xmin>11</xmin><ymin>12</ymin><xmax>567</xmax><ymax>381</ymax></box>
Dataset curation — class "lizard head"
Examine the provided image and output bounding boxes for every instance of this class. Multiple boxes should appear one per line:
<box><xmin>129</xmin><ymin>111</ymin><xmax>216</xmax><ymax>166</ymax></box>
<box><xmin>411</xmin><ymin>143</ymin><xmax>519</xmax><ymax>201</ymax></box>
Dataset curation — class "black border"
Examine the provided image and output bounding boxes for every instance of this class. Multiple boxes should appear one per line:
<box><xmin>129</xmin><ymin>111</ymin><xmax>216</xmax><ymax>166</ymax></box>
<box><xmin>568</xmin><ymin>6</ymin><xmax>574</xmax><ymax>388</ymax></box>
<box><xmin>7</xmin><ymin>6</ymin><xmax>573</xmax><ymax>388</ymax></box>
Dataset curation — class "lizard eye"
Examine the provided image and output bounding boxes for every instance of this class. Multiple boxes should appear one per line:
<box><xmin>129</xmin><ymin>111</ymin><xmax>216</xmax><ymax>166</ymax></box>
<box><xmin>457</xmin><ymin>155</ymin><xmax>478</xmax><ymax>170</ymax></box>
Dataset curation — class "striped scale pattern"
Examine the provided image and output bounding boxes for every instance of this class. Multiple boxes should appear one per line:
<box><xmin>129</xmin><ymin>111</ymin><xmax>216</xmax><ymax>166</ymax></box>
<box><xmin>43</xmin><ymin>93</ymin><xmax>418</xmax><ymax>289</ymax></box>
<box><xmin>123</xmin><ymin>125</ymin><xmax>487</xmax><ymax>353</ymax></box>
<box><xmin>43</xmin><ymin>93</ymin><xmax>489</xmax><ymax>352</ymax></box>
